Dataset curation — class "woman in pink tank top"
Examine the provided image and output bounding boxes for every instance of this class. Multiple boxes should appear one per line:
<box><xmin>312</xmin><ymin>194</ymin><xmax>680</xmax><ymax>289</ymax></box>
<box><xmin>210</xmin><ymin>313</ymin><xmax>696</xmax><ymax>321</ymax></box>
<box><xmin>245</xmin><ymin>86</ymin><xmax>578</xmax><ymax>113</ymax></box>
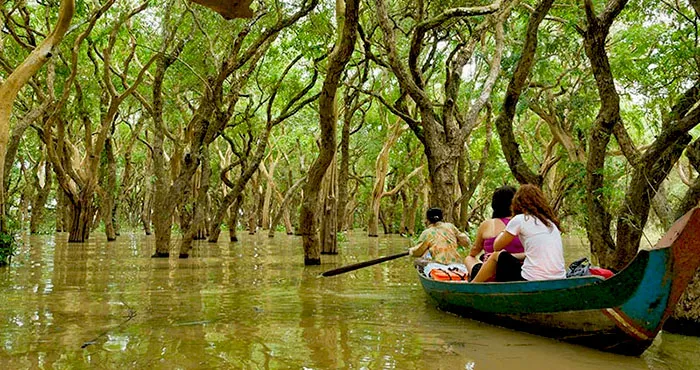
<box><xmin>465</xmin><ymin>186</ymin><xmax>523</xmax><ymax>281</ymax></box>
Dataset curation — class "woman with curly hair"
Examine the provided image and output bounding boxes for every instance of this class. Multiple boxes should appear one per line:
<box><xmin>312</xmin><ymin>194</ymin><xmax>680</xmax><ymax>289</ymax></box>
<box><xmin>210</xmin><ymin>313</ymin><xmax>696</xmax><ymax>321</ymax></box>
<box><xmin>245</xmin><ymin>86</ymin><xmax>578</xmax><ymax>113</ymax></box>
<box><xmin>471</xmin><ymin>184</ymin><xmax>565</xmax><ymax>282</ymax></box>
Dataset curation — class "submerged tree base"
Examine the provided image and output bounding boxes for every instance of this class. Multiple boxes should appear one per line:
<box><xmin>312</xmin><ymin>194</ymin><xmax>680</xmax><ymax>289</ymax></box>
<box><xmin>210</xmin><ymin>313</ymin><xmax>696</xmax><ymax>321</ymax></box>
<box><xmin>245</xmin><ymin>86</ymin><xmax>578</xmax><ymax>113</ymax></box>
<box><xmin>151</xmin><ymin>252</ymin><xmax>169</xmax><ymax>258</ymax></box>
<box><xmin>179</xmin><ymin>253</ymin><xmax>189</xmax><ymax>259</ymax></box>
<box><xmin>304</xmin><ymin>257</ymin><xmax>321</xmax><ymax>265</ymax></box>
<box><xmin>321</xmin><ymin>251</ymin><xmax>338</xmax><ymax>255</ymax></box>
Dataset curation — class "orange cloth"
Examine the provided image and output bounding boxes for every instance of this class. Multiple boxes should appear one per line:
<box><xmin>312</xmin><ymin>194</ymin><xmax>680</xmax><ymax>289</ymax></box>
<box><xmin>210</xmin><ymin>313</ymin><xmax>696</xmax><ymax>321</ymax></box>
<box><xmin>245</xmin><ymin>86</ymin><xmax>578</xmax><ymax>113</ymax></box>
<box><xmin>429</xmin><ymin>268</ymin><xmax>468</xmax><ymax>281</ymax></box>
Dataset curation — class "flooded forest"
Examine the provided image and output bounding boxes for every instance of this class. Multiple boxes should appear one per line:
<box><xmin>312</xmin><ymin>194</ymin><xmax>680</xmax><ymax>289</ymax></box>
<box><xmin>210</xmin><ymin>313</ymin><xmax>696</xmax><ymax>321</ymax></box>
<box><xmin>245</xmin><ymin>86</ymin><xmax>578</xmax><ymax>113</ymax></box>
<box><xmin>1</xmin><ymin>0</ymin><xmax>700</xmax><ymax>368</ymax></box>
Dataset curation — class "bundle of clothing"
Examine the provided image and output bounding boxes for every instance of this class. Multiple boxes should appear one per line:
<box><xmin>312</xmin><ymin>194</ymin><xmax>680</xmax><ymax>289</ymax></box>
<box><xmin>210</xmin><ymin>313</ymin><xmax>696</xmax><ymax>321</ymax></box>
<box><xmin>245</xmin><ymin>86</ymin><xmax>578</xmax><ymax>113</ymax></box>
<box><xmin>566</xmin><ymin>257</ymin><xmax>614</xmax><ymax>279</ymax></box>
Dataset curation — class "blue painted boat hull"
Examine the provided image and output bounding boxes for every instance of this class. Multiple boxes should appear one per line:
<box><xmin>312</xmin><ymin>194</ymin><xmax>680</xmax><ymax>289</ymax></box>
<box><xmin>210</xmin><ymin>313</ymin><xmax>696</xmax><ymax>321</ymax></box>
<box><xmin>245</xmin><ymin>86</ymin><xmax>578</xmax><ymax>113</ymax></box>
<box><xmin>417</xmin><ymin>208</ymin><xmax>700</xmax><ymax>356</ymax></box>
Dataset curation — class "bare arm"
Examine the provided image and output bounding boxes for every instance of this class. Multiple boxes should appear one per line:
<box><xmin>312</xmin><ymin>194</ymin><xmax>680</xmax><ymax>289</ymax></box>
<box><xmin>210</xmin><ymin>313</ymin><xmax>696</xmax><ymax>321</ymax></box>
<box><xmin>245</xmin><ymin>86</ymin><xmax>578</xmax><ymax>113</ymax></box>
<box><xmin>455</xmin><ymin>224</ymin><xmax>471</xmax><ymax>249</ymax></box>
<box><xmin>409</xmin><ymin>230</ymin><xmax>430</xmax><ymax>257</ymax></box>
<box><xmin>494</xmin><ymin>231</ymin><xmax>516</xmax><ymax>251</ymax></box>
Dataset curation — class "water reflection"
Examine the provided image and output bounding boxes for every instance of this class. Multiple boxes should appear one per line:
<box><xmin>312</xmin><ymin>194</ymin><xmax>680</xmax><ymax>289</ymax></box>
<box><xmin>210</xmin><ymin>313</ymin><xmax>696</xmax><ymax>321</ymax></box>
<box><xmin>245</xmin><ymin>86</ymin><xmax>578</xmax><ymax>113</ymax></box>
<box><xmin>0</xmin><ymin>231</ymin><xmax>697</xmax><ymax>369</ymax></box>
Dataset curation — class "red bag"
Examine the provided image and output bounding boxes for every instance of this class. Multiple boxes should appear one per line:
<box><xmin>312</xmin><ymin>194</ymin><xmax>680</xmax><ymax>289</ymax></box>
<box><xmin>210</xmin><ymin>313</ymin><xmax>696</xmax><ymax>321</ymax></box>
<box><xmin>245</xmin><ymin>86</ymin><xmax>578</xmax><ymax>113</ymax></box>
<box><xmin>589</xmin><ymin>267</ymin><xmax>614</xmax><ymax>279</ymax></box>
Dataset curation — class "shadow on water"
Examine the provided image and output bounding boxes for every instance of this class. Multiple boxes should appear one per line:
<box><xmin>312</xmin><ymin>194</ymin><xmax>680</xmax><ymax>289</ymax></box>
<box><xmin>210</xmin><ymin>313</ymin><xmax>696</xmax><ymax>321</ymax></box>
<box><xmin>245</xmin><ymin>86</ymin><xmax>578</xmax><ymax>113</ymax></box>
<box><xmin>0</xmin><ymin>231</ymin><xmax>697</xmax><ymax>369</ymax></box>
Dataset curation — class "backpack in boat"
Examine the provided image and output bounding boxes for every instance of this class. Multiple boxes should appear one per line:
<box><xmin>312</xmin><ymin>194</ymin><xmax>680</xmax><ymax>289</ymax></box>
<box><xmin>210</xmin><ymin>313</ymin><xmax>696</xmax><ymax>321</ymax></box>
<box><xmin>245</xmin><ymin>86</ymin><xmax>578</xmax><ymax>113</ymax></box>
<box><xmin>566</xmin><ymin>257</ymin><xmax>591</xmax><ymax>278</ymax></box>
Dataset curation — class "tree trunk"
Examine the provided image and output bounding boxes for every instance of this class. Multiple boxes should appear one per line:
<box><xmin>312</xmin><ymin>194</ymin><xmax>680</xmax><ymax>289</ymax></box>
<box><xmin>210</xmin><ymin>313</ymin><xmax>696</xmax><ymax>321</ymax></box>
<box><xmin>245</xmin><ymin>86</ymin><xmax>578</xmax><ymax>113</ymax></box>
<box><xmin>268</xmin><ymin>176</ymin><xmax>306</xmax><ymax>238</ymax></box>
<box><xmin>675</xmin><ymin>139</ymin><xmax>700</xmax><ymax>219</ymax></box>
<box><xmin>4</xmin><ymin>105</ymin><xmax>49</xmax><ymax>193</ymax></box>
<box><xmin>30</xmin><ymin>161</ymin><xmax>52</xmax><ymax>234</ymax></box>
<box><xmin>141</xmin><ymin>184</ymin><xmax>153</xmax><ymax>235</ymax></box>
<box><xmin>457</xmin><ymin>116</ymin><xmax>492</xmax><ymax>229</ymax></box>
<box><xmin>426</xmin><ymin>149</ymin><xmax>459</xmax><ymax>219</ymax></box>
<box><xmin>368</xmin><ymin>118</ymin><xmax>404</xmax><ymax>236</ymax></box>
<box><xmin>665</xmin><ymin>268</ymin><xmax>700</xmax><ymax>335</ymax></box>
<box><xmin>299</xmin><ymin>0</ymin><xmax>359</xmax><ymax>265</ymax></box>
<box><xmin>613</xmin><ymin>137</ymin><xmax>689</xmax><ymax>270</ymax></box>
<box><xmin>68</xmin><ymin>192</ymin><xmax>93</xmax><ymax>242</ymax></box>
<box><xmin>0</xmin><ymin>0</ymin><xmax>75</xmax><ymax>233</ymax></box>
<box><xmin>320</xmin><ymin>154</ymin><xmax>338</xmax><ymax>254</ymax></box>
<box><xmin>56</xmin><ymin>188</ymin><xmax>66</xmax><ymax>232</ymax></box>
<box><xmin>228</xmin><ymin>194</ymin><xmax>243</xmax><ymax>242</ymax></box>
<box><xmin>19</xmin><ymin>183</ymin><xmax>30</xmax><ymax>231</ymax></box>
<box><xmin>260</xmin><ymin>157</ymin><xmax>278</xmax><ymax>230</ymax></box>
<box><xmin>493</xmin><ymin>0</ymin><xmax>553</xmax><ymax>187</ymax></box>
<box><xmin>247</xmin><ymin>184</ymin><xmax>258</xmax><ymax>235</ymax></box>
<box><xmin>179</xmin><ymin>148</ymin><xmax>211</xmax><ymax>257</ymax></box>
<box><xmin>379</xmin><ymin>207</ymin><xmax>390</xmax><ymax>235</ymax></box>
<box><xmin>373</xmin><ymin>0</ymin><xmax>506</xmax><ymax>225</ymax></box>
<box><xmin>581</xmin><ymin>0</ymin><xmax>629</xmax><ymax>268</ymax></box>
<box><xmin>667</xmin><ymin>139</ymin><xmax>700</xmax><ymax>334</ymax></box>
<box><xmin>399</xmin><ymin>191</ymin><xmax>408</xmax><ymax>234</ymax></box>
<box><xmin>102</xmin><ymin>136</ymin><xmax>117</xmax><ymax>241</ymax></box>
<box><xmin>406</xmin><ymin>191</ymin><xmax>419</xmax><ymax>235</ymax></box>
<box><xmin>208</xmin><ymin>127</ymin><xmax>274</xmax><ymax>242</ymax></box>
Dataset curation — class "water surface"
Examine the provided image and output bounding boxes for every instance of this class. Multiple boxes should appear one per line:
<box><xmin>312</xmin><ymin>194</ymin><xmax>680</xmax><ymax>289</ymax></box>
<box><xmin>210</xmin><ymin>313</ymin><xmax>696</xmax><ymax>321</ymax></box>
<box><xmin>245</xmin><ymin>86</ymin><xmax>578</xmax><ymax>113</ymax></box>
<box><xmin>0</xmin><ymin>232</ymin><xmax>697</xmax><ymax>369</ymax></box>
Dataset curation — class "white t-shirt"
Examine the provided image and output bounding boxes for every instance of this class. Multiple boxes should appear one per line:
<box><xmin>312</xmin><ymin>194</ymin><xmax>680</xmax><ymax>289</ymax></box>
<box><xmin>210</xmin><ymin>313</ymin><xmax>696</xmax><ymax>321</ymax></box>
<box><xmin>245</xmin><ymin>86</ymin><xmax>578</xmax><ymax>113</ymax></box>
<box><xmin>504</xmin><ymin>214</ymin><xmax>566</xmax><ymax>281</ymax></box>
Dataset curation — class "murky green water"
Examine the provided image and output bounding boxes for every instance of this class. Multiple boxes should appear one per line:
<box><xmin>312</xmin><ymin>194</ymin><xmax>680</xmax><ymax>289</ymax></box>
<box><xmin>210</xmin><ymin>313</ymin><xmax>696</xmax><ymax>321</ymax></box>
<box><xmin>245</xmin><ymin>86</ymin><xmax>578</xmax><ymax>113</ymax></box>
<box><xmin>0</xmin><ymin>232</ymin><xmax>698</xmax><ymax>369</ymax></box>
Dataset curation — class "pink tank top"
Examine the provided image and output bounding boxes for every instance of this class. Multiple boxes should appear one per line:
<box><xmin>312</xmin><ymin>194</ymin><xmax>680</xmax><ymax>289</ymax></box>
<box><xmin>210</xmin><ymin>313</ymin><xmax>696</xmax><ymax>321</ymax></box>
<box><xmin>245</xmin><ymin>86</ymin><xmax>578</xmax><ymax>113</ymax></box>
<box><xmin>482</xmin><ymin>218</ymin><xmax>523</xmax><ymax>261</ymax></box>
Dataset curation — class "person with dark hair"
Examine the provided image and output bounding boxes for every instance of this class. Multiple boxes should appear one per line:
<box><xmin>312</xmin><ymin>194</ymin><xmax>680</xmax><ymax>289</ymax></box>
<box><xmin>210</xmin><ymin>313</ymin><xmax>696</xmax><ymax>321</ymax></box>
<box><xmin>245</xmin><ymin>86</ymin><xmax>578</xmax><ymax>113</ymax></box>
<box><xmin>408</xmin><ymin>207</ymin><xmax>470</xmax><ymax>265</ymax></box>
<box><xmin>465</xmin><ymin>185</ymin><xmax>523</xmax><ymax>281</ymax></box>
<box><xmin>471</xmin><ymin>184</ymin><xmax>565</xmax><ymax>282</ymax></box>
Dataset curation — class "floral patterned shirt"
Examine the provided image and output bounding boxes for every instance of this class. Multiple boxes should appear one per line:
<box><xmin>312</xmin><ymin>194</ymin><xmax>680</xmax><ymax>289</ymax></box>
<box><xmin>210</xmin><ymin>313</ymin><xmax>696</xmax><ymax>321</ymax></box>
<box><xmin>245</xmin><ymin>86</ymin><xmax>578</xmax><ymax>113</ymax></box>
<box><xmin>412</xmin><ymin>222</ymin><xmax>469</xmax><ymax>265</ymax></box>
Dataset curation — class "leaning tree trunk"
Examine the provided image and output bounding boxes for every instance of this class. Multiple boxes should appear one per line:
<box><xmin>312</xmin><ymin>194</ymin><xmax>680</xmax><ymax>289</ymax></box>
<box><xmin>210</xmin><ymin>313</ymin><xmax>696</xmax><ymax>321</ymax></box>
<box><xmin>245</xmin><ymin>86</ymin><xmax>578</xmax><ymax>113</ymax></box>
<box><xmin>0</xmin><ymin>0</ymin><xmax>75</xmax><ymax>233</ymax></box>
<box><xmin>268</xmin><ymin>176</ymin><xmax>306</xmax><ymax>238</ymax></box>
<box><xmin>493</xmin><ymin>0</ymin><xmax>553</xmax><ymax>188</ymax></box>
<box><xmin>299</xmin><ymin>0</ymin><xmax>359</xmax><ymax>265</ymax></box>
<box><xmin>368</xmin><ymin>118</ymin><xmax>404</xmax><ymax>236</ymax></box>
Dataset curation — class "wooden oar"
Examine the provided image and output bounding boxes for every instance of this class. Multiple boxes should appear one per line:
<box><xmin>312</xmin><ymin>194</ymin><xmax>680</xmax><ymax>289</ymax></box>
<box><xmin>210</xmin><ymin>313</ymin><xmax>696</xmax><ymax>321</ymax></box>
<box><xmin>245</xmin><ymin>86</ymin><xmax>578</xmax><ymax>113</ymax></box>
<box><xmin>320</xmin><ymin>251</ymin><xmax>410</xmax><ymax>277</ymax></box>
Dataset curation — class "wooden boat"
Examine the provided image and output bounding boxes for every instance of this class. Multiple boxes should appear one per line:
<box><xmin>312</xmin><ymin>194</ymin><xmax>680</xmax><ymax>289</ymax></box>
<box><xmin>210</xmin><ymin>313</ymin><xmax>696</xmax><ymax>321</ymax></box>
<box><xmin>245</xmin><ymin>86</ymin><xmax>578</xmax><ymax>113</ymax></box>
<box><xmin>416</xmin><ymin>208</ymin><xmax>700</xmax><ymax>356</ymax></box>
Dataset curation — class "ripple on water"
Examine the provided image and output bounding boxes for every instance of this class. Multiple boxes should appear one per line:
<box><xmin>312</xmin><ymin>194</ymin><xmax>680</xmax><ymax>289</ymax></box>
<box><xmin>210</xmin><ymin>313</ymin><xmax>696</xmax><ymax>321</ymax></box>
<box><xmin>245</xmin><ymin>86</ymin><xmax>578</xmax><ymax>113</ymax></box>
<box><xmin>0</xmin><ymin>231</ymin><xmax>696</xmax><ymax>369</ymax></box>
